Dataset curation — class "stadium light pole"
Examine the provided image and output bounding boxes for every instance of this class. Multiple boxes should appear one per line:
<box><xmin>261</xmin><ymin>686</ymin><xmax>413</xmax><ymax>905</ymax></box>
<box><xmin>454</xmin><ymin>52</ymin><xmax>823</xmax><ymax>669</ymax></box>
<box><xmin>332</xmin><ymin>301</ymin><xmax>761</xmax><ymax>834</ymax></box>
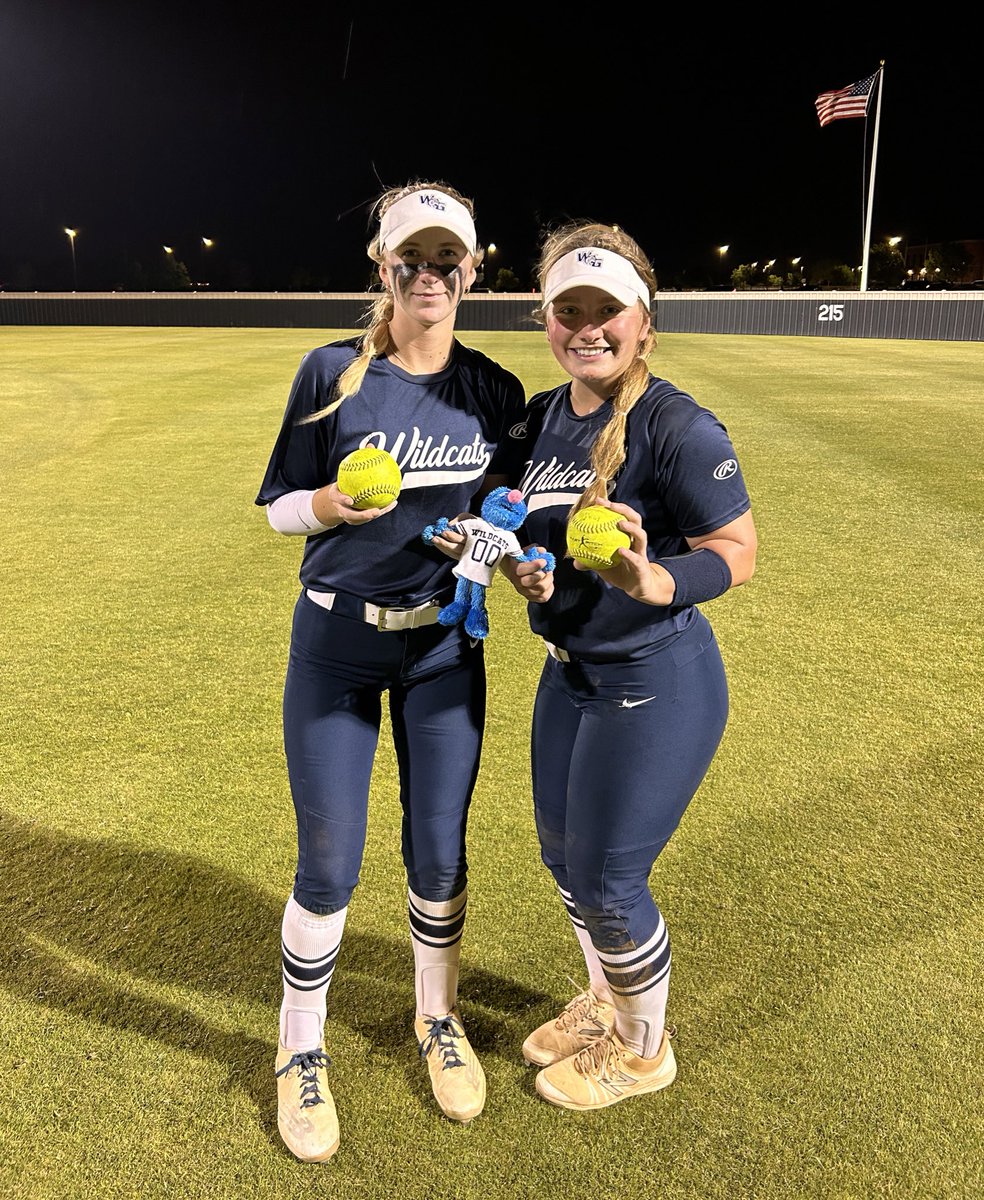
<box><xmin>717</xmin><ymin>245</ymin><xmax>729</xmax><ymax>286</ymax></box>
<box><xmin>200</xmin><ymin>236</ymin><xmax>214</xmax><ymax>289</ymax></box>
<box><xmin>64</xmin><ymin>228</ymin><xmax>78</xmax><ymax>289</ymax></box>
<box><xmin>486</xmin><ymin>243</ymin><xmax>497</xmax><ymax>291</ymax></box>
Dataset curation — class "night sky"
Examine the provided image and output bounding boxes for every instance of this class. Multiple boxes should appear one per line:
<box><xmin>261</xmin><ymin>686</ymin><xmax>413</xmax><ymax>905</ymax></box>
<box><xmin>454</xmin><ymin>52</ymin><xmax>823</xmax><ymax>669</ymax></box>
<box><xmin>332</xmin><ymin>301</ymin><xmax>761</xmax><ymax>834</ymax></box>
<box><xmin>2</xmin><ymin>2</ymin><xmax>979</xmax><ymax>292</ymax></box>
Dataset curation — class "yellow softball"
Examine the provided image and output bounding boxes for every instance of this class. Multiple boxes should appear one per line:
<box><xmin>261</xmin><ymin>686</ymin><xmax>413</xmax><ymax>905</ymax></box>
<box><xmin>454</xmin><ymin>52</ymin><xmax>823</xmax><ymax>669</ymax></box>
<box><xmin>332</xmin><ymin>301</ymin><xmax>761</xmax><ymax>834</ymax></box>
<box><xmin>566</xmin><ymin>505</ymin><xmax>631</xmax><ymax>570</ymax></box>
<box><xmin>336</xmin><ymin>448</ymin><xmax>402</xmax><ymax>510</ymax></box>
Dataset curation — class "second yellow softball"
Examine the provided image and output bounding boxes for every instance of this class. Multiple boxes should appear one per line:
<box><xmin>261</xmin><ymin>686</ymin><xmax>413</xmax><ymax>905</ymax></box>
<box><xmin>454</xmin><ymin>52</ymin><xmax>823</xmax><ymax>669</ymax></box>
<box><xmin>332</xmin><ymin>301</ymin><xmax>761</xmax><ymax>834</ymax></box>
<box><xmin>566</xmin><ymin>505</ymin><xmax>631</xmax><ymax>570</ymax></box>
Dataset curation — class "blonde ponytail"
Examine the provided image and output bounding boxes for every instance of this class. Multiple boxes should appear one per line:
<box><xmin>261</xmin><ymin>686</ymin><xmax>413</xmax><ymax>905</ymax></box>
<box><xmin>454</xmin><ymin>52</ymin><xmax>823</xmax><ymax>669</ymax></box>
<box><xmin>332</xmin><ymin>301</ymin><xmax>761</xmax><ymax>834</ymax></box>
<box><xmin>574</xmin><ymin>348</ymin><xmax>654</xmax><ymax>512</ymax></box>
<box><xmin>298</xmin><ymin>293</ymin><xmax>394</xmax><ymax>425</ymax></box>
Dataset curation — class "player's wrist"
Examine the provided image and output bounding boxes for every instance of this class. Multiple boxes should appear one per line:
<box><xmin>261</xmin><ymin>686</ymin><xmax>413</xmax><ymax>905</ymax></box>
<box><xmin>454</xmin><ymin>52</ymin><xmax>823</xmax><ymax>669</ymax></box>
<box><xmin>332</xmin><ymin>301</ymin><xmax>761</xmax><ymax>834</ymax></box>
<box><xmin>312</xmin><ymin>485</ymin><xmax>345</xmax><ymax>528</ymax></box>
<box><xmin>646</xmin><ymin>562</ymin><xmax>677</xmax><ymax>606</ymax></box>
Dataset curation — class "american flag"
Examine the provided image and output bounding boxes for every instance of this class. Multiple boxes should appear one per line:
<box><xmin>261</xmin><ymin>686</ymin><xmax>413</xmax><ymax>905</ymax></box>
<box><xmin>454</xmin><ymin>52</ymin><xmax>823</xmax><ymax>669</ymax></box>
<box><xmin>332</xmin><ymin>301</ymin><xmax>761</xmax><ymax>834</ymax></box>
<box><xmin>815</xmin><ymin>71</ymin><xmax>879</xmax><ymax>127</ymax></box>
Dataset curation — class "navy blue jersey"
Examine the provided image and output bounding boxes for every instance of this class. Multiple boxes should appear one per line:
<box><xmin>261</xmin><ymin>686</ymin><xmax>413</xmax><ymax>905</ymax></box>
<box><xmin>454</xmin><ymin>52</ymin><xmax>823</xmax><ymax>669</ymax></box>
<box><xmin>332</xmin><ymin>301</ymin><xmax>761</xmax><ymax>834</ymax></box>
<box><xmin>256</xmin><ymin>338</ymin><xmax>528</xmax><ymax>606</ymax></box>
<box><xmin>519</xmin><ymin>377</ymin><xmax>751</xmax><ymax>660</ymax></box>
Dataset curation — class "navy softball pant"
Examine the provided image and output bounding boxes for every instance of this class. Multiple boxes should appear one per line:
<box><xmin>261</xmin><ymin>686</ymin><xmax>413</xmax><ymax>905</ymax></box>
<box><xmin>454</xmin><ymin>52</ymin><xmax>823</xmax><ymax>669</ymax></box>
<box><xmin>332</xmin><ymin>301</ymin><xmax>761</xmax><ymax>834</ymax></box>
<box><xmin>531</xmin><ymin>611</ymin><xmax>728</xmax><ymax>963</ymax></box>
<box><xmin>283</xmin><ymin>590</ymin><xmax>486</xmax><ymax>915</ymax></box>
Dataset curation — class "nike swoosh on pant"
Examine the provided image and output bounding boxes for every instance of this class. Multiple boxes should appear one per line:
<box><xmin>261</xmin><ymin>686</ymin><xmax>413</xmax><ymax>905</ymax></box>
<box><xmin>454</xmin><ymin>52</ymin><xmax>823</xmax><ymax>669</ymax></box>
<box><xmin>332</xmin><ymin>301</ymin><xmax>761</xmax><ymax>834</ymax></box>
<box><xmin>618</xmin><ymin>697</ymin><xmax>656</xmax><ymax>708</ymax></box>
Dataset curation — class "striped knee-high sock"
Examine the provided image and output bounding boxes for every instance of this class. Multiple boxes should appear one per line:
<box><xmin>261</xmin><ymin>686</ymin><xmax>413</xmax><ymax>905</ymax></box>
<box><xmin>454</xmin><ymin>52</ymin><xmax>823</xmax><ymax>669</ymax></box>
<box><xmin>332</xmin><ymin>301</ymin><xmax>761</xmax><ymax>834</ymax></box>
<box><xmin>279</xmin><ymin>894</ymin><xmax>347</xmax><ymax>1052</ymax></box>
<box><xmin>408</xmin><ymin>887</ymin><xmax>466</xmax><ymax>1017</ymax></box>
<box><xmin>596</xmin><ymin>910</ymin><xmax>671</xmax><ymax>1059</ymax></box>
<box><xmin>557</xmin><ymin>884</ymin><xmax>613</xmax><ymax>1002</ymax></box>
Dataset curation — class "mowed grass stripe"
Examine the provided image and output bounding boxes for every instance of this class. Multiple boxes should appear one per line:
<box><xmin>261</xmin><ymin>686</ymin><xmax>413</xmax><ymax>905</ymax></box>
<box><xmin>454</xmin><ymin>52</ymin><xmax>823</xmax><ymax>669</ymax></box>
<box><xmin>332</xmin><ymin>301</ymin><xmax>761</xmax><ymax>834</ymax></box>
<box><xmin>0</xmin><ymin>326</ymin><xmax>981</xmax><ymax>1200</ymax></box>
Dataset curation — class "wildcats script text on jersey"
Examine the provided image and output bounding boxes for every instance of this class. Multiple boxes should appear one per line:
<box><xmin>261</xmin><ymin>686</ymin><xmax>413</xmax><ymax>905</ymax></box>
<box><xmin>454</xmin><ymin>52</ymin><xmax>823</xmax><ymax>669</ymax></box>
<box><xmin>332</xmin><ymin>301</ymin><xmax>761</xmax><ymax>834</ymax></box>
<box><xmin>521</xmin><ymin>456</ymin><xmax>597</xmax><ymax>499</ymax></box>
<box><xmin>362</xmin><ymin>428</ymin><xmax>491</xmax><ymax>478</ymax></box>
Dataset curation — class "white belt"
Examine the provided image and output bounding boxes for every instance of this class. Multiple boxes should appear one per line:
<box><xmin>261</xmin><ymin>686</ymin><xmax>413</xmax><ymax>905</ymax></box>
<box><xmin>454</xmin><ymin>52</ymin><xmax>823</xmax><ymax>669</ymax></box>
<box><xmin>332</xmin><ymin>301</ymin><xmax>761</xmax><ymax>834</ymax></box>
<box><xmin>544</xmin><ymin>640</ymin><xmax>572</xmax><ymax>662</ymax></box>
<box><xmin>306</xmin><ymin>588</ymin><xmax>442</xmax><ymax>631</ymax></box>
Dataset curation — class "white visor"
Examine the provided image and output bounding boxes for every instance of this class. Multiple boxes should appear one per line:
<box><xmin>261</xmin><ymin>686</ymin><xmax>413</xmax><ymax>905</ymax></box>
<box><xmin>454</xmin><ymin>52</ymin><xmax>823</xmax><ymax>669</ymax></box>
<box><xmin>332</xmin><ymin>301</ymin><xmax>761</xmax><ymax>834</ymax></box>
<box><xmin>379</xmin><ymin>189</ymin><xmax>477</xmax><ymax>255</ymax></box>
<box><xmin>543</xmin><ymin>246</ymin><xmax>651</xmax><ymax>310</ymax></box>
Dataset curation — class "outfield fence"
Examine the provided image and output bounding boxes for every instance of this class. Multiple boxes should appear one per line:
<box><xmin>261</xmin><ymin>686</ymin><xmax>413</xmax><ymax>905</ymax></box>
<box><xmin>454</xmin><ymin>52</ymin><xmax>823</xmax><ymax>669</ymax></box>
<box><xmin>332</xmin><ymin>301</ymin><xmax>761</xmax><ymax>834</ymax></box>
<box><xmin>2</xmin><ymin>290</ymin><xmax>982</xmax><ymax>341</ymax></box>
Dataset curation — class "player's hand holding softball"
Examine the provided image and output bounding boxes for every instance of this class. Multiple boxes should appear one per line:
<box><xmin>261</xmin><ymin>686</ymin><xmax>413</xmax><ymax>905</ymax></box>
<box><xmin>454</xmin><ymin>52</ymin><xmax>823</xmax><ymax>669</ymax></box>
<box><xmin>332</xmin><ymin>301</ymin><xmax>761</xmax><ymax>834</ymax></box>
<box><xmin>573</xmin><ymin>500</ymin><xmax>675</xmax><ymax>606</ymax></box>
<box><xmin>316</xmin><ymin>481</ymin><xmax>398</xmax><ymax>527</ymax></box>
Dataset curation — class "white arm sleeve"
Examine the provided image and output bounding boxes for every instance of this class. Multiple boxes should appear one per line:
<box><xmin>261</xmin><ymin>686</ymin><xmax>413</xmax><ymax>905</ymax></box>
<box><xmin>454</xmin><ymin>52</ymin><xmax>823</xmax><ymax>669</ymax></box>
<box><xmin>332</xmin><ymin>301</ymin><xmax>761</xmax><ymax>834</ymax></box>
<box><xmin>266</xmin><ymin>490</ymin><xmax>332</xmax><ymax>536</ymax></box>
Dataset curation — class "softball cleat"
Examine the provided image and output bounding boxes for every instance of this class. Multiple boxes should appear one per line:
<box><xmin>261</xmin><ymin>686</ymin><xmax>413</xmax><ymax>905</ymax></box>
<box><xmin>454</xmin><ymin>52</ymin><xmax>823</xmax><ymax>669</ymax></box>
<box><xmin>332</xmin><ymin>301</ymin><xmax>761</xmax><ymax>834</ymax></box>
<box><xmin>415</xmin><ymin>1007</ymin><xmax>486</xmax><ymax>1123</ymax></box>
<box><xmin>275</xmin><ymin>1043</ymin><xmax>340</xmax><ymax>1162</ymax></box>
<box><xmin>522</xmin><ymin>989</ymin><xmax>616</xmax><ymax>1066</ymax></box>
<box><xmin>534</xmin><ymin>1027</ymin><xmax>676</xmax><ymax>1111</ymax></box>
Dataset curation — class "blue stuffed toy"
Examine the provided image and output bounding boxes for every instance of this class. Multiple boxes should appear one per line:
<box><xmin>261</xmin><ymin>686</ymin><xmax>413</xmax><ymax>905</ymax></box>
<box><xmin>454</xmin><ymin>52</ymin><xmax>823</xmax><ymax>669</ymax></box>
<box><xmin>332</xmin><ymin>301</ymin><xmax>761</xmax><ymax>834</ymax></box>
<box><xmin>422</xmin><ymin>486</ymin><xmax>556</xmax><ymax>640</ymax></box>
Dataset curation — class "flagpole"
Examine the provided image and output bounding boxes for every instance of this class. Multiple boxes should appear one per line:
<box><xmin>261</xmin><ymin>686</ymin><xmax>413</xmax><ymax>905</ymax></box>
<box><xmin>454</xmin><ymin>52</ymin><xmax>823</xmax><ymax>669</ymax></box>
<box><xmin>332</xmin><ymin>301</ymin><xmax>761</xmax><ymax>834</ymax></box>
<box><xmin>859</xmin><ymin>62</ymin><xmax>886</xmax><ymax>292</ymax></box>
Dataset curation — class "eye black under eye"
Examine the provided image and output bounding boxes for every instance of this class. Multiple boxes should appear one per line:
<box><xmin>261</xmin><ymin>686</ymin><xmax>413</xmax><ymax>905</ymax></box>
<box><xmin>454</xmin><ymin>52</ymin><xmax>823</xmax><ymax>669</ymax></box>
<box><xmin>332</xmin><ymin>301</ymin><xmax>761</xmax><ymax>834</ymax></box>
<box><xmin>409</xmin><ymin>261</ymin><xmax>458</xmax><ymax>276</ymax></box>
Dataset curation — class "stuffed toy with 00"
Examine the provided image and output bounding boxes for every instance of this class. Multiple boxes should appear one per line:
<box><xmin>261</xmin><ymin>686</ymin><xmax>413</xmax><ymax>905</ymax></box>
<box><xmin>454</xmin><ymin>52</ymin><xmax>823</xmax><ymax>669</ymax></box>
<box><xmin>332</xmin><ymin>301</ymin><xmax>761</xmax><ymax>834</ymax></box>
<box><xmin>421</xmin><ymin>486</ymin><xmax>556</xmax><ymax>640</ymax></box>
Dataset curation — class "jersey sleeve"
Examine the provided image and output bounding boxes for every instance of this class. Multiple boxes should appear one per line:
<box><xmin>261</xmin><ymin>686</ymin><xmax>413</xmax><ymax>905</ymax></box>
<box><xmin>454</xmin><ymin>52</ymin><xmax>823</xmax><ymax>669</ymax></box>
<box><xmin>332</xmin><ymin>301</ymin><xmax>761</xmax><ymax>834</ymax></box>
<box><xmin>657</xmin><ymin>410</ymin><xmax>751</xmax><ymax>537</ymax></box>
<box><xmin>254</xmin><ymin>350</ymin><xmax>340</xmax><ymax>506</ymax></box>
<box><xmin>486</xmin><ymin>369</ymin><xmax>530</xmax><ymax>483</ymax></box>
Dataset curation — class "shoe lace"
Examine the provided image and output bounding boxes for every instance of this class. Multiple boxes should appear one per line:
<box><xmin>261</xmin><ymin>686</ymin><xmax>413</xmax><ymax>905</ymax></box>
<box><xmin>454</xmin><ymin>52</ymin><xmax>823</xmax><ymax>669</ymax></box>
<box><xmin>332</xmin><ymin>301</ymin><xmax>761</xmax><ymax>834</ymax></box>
<box><xmin>555</xmin><ymin>990</ymin><xmax>598</xmax><ymax>1031</ymax></box>
<box><xmin>418</xmin><ymin>1014</ymin><xmax>467</xmax><ymax>1071</ymax></box>
<box><xmin>572</xmin><ymin>1032</ymin><xmax>625</xmax><ymax>1081</ymax></box>
<box><xmin>275</xmin><ymin>1048</ymin><xmax>332</xmax><ymax>1108</ymax></box>
<box><xmin>573</xmin><ymin>1027</ymin><xmax>676</xmax><ymax>1079</ymax></box>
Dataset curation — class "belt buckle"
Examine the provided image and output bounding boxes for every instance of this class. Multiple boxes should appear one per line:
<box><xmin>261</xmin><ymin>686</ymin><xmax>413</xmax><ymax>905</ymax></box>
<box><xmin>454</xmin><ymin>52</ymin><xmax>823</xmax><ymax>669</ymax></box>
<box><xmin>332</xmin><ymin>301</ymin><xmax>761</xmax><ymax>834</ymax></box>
<box><xmin>376</xmin><ymin>605</ymin><xmax>399</xmax><ymax>631</ymax></box>
<box><xmin>376</xmin><ymin>603</ymin><xmax>438</xmax><ymax>631</ymax></box>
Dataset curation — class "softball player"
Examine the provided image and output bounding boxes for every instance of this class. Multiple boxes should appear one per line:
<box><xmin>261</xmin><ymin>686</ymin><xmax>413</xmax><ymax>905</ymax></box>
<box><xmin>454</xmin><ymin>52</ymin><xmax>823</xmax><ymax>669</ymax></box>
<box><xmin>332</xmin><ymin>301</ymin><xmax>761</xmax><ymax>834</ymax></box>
<box><xmin>507</xmin><ymin>223</ymin><xmax>757</xmax><ymax>1110</ymax></box>
<box><xmin>255</xmin><ymin>182</ymin><xmax>528</xmax><ymax>1160</ymax></box>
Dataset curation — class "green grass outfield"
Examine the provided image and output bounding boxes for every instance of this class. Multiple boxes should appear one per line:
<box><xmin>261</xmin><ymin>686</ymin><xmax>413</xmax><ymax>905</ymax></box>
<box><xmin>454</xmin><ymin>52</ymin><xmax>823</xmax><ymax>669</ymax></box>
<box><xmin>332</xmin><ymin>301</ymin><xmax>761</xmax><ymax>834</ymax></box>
<box><xmin>1</xmin><ymin>326</ymin><xmax>982</xmax><ymax>1200</ymax></box>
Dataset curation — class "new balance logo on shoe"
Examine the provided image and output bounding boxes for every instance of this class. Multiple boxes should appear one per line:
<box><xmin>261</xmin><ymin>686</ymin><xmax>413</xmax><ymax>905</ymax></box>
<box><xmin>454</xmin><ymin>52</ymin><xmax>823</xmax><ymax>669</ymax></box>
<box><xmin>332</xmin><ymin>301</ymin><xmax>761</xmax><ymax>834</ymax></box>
<box><xmin>522</xmin><ymin>990</ymin><xmax>616</xmax><ymax>1067</ymax></box>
